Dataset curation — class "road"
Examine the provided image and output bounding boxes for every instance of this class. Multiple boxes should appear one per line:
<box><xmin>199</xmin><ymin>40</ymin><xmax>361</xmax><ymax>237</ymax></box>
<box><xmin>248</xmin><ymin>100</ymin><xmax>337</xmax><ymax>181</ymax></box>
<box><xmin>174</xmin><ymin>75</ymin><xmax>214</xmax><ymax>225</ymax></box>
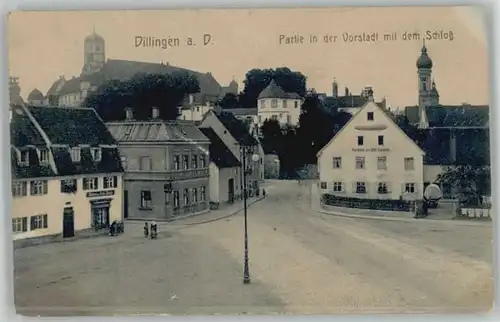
<box><xmin>14</xmin><ymin>180</ymin><xmax>493</xmax><ymax>316</ymax></box>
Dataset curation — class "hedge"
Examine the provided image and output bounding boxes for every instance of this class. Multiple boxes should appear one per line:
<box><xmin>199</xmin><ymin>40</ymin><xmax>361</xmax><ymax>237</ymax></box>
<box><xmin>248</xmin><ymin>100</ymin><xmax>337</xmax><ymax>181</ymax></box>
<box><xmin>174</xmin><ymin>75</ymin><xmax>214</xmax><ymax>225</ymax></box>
<box><xmin>321</xmin><ymin>194</ymin><xmax>412</xmax><ymax>211</ymax></box>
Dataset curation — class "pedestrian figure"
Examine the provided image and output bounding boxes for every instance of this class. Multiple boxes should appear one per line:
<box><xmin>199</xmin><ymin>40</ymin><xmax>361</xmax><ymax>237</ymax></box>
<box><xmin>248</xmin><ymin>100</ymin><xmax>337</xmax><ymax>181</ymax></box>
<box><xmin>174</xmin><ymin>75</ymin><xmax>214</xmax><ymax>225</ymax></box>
<box><xmin>144</xmin><ymin>222</ymin><xmax>149</xmax><ymax>238</ymax></box>
<box><xmin>109</xmin><ymin>221</ymin><xmax>117</xmax><ymax>236</ymax></box>
<box><xmin>150</xmin><ymin>221</ymin><xmax>158</xmax><ymax>239</ymax></box>
<box><xmin>263</xmin><ymin>188</ymin><xmax>267</xmax><ymax>197</ymax></box>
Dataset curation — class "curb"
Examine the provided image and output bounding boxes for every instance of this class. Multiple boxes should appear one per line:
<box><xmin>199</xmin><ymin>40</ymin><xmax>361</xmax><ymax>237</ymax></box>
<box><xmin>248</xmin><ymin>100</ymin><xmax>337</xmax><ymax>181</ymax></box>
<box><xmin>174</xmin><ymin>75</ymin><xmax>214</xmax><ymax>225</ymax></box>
<box><xmin>315</xmin><ymin>209</ymin><xmax>491</xmax><ymax>227</ymax></box>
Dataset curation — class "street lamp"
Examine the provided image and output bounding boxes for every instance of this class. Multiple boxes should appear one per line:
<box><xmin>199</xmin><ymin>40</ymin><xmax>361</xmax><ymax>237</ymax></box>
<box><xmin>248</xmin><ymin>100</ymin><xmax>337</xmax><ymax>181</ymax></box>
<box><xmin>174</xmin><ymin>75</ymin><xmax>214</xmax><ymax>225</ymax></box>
<box><xmin>240</xmin><ymin>144</ymin><xmax>260</xmax><ymax>284</ymax></box>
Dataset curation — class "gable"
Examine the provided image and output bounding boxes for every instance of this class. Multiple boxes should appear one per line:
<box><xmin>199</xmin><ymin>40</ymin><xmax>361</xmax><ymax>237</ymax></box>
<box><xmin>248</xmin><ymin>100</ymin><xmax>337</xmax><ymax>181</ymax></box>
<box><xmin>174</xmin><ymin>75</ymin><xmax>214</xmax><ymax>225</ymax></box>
<box><xmin>317</xmin><ymin>100</ymin><xmax>424</xmax><ymax>158</ymax></box>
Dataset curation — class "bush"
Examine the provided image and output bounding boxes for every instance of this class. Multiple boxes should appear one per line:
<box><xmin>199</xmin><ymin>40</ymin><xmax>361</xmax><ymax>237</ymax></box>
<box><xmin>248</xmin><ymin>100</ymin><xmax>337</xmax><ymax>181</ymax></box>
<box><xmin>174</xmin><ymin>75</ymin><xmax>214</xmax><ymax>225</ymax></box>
<box><xmin>321</xmin><ymin>194</ymin><xmax>412</xmax><ymax>211</ymax></box>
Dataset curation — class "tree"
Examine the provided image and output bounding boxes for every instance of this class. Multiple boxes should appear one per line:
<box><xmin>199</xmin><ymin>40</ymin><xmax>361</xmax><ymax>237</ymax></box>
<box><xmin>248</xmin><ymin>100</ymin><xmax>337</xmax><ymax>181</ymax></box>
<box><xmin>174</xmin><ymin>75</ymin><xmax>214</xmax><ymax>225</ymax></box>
<box><xmin>239</xmin><ymin>67</ymin><xmax>307</xmax><ymax>109</ymax></box>
<box><xmin>436</xmin><ymin>165</ymin><xmax>491</xmax><ymax>205</ymax></box>
<box><xmin>83</xmin><ymin>72</ymin><xmax>200</xmax><ymax>121</ymax></box>
<box><xmin>216</xmin><ymin>92</ymin><xmax>240</xmax><ymax>109</ymax></box>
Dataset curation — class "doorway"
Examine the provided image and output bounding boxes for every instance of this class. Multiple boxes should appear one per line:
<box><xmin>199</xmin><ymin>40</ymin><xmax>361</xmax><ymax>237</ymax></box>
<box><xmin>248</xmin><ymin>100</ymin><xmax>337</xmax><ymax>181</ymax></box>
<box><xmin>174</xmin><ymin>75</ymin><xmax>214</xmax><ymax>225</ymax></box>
<box><xmin>62</xmin><ymin>207</ymin><xmax>75</xmax><ymax>238</ymax></box>
<box><xmin>124</xmin><ymin>190</ymin><xmax>129</xmax><ymax>219</ymax></box>
<box><xmin>228</xmin><ymin>178</ymin><xmax>235</xmax><ymax>203</ymax></box>
<box><xmin>92</xmin><ymin>206</ymin><xmax>110</xmax><ymax>230</ymax></box>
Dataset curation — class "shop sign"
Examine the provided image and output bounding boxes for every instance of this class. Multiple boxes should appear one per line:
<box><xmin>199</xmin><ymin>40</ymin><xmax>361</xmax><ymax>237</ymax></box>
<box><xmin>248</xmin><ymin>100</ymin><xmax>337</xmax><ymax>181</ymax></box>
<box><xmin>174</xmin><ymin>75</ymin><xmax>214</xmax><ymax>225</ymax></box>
<box><xmin>87</xmin><ymin>190</ymin><xmax>115</xmax><ymax>198</ymax></box>
<box><xmin>352</xmin><ymin>147</ymin><xmax>390</xmax><ymax>152</ymax></box>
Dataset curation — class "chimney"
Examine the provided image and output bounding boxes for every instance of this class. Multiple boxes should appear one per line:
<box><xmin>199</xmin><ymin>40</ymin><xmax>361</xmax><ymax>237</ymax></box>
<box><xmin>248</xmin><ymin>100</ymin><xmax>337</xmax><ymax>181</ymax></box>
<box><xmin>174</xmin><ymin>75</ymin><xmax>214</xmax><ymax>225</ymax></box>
<box><xmin>345</xmin><ymin>87</ymin><xmax>349</xmax><ymax>96</ymax></box>
<box><xmin>125</xmin><ymin>107</ymin><xmax>133</xmax><ymax>120</ymax></box>
<box><xmin>152</xmin><ymin>106</ymin><xmax>160</xmax><ymax>119</ymax></box>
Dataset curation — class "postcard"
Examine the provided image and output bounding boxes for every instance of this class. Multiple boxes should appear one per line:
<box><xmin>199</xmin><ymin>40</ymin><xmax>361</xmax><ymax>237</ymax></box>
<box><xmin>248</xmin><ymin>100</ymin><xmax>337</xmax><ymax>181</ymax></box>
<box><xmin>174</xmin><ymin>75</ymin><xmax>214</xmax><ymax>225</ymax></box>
<box><xmin>7</xmin><ymin>6</ymin><xmax>492</xmax><ymax>316</ymax></box>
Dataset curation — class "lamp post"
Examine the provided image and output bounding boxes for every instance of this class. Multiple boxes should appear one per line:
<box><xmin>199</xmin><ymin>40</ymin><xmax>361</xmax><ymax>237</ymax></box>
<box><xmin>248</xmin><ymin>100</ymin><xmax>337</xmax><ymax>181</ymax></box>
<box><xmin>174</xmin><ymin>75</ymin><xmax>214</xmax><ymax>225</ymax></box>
<box><xmin>240</xmin><ymin>144</ymin><xmax>260</xmax><ymax>284</ymax></box>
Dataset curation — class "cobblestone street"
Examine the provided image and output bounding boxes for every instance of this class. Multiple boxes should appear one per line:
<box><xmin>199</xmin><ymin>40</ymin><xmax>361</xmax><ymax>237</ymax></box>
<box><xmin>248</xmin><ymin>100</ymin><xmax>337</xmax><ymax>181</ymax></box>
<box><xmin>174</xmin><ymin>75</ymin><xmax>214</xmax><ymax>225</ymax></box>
<box><xmin>14</xmin><ymin>181</ymin><xmax>493</xmax><ymax>316</ymax></box>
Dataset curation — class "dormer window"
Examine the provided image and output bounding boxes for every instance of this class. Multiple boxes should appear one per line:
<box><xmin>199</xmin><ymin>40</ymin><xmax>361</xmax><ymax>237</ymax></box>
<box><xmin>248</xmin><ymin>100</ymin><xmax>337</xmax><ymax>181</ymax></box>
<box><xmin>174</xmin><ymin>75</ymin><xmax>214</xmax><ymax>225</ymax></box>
<box><xmin>92</xmin><ymin>148</ymin><xmax>102</xmax><ymax>162</ymax></box>
<box><xmin>39</xmin><ymin>149</ymin><xmax>49</xmax><ymax>164</ymax></box>
<box><xmin>19</xmin><ymin>150</ymin><xmax>29</xmax><ymax>165</ymax></box>
<box><xmin>70</xmin><ymin>147</ymin><xmax>81</xmax><ymax>162</ymax></box>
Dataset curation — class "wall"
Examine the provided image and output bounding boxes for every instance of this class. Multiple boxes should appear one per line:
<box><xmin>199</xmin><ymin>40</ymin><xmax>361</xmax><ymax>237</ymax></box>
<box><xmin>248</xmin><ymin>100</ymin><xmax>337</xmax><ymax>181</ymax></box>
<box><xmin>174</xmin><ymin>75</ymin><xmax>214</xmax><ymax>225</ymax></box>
<box><xmin>11</xmin><ymin>174</ymin><xmax>123</xmax><ymax>240</ymax></box>
<box><xmin>218</xmin><ymin>166</ymin><xmax>240</xmax><ymax>203</ymax></box>
<box><xmin>180</xmin><ymin>104</ymin><xmax>213</xmax><ymax>121</ymax></box>
<box><xmin>257</xmin><ymin>98</ymin><xmax>302</xmax><ymax>127</ymax></box>
<box><xmin>209</xmin><ymin>162</ymin><xmax>220</xmax><ymax>202</ymax></box>
<box><xmin>318</xmin><ymin>101</ymin><xmax>424</xmax><ymax>200</ymax></box>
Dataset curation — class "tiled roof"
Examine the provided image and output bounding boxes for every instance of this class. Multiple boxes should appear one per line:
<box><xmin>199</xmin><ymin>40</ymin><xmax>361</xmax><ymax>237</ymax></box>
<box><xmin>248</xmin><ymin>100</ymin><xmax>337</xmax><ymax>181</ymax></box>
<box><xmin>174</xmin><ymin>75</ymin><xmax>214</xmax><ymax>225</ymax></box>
<box><xmin>199</xmin><ymin>128</ymin><xmax>241</xmax><ymax>168</ymax></box>
<box><xmin>222</xmin><ymin>108</ymin><xmax>258</xmax><ymax>116</ymax></box>
<box><xmin>57</xmin><ymin>59</ymin><xmax>223</xmax><ymax>105</ymax></box>
<box><xmin>27</xmin><ymin>88</ymin><xmax>44</xmax><ymax>101</ymax></box>
<box><xmin>51</xmin><ymin>146</ymin><xmax>123</xmax><ymax>176</ymax></box>
<box><xmin>10</xmin><ymin>147</ymin><xmax>56</xmax><ymax>179</ymax></box>
<box><xmin>258</xmin><ymin>80</ymin><xmax>301</xmax><ymax>99</ymax></box>
<box><xmin>106</xmin><ymin>120</ymin><xmax>209</xmax><ymax>142</ymax></box>
<box><xmin>10</xmin><ymin>106</ymin><xmax>46</xmax><ymax>147</ymax></box>
<box><xmin>26</xmin><ymin>106</ymin><xmax>117</xmax><ymax>146</ymax></box>
<box><xmin>46</xmin><ymin>77</ymin><xmax>66</xmax><ymax>96</ymax></box>
<box><xmin>404</xmin><ymin>105</ymin><xmax>489</xmax><ymax>127</ymax></box>
<box><xmin>417</xmin><ymin>128</ymin><xmax>489</xmax><ymax>166</ymax></box>
<box><xmin>213</xmin><ymin>111</ymin><xmax>259</xmax><ymax>146</ymax></box>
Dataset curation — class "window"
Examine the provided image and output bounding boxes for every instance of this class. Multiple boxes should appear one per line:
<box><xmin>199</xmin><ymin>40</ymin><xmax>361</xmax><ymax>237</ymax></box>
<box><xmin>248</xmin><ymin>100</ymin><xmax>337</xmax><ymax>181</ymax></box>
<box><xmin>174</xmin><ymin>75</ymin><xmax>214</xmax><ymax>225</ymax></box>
<box><xmin>261</xmin><ymin>100</ymin><xmax>266</xmax><ymax>108</ymax></box>
<box><xmin>333</xmin><ymin>182</ymin><xmax>343</xmax><ymax>192</ymax></box>
<box><xmin>30</xmin><ymin>180</ymin><xmax>48</xmax><ymax>196</ymax></box>
<box><xmin>295</xmin><ymin>101</ymin><xmax>299</xmax><ymax>108</ymax></box>
<box><xmin>182</xmin><ymin>155</ymin><xmax>189</xmax><ymax>170</ymax></box>
<box><xmin>12</xmin><ymin>217</ymin><xmax>28</xmax><ymax>234</ymax></box>
<box><xmin>196</xmin><ymin>106</ymin><xmax>200</xmax><ymax>112</ymax></box>
<box><xmin>405</xmin><ymin>183</ymin><xmax>416</xmax><ymax>193</ymax></box>
<box><xmin>287</xmin><ymin>115</ymin><xmax>291</xmax><ymax>123</ymax></box>
<box><xmin>355</xmin><ymin>156</ymin><xmax>365</xmax><ymax>169</ymax></box>
<box><xmin>103</xmin><ymin>176</ymin><xmax>118</xmax><ymax>189</ymax></box>
<box><xmin>271</xmin><ymin>99</ymin><xmax>278</xmax><ymax>108</ymax></box>
<box><xmin>378</xmin><ymin>182</ymin><xmax>388</xmax><ymax>194</ymax></box>
<box><xmin>174</xmin><ymin>155</ymin><xmax>180</xmax><ymax>170</ymax></box>
<box><xmin>173</xmin><ymin>190</ymin><xmax>180</xmax><ymax>208</ymax></box>
<box><xmin>404</xmin><ymin>157</ymin><xmax>414</xmax><ymax>170</ymax></box>
<box><xmin>332</xmin><ymin>157</ymin><xmax>342</xmax><ymax>168</ymax></box>
<box><xmin>367</xmin><ymin>112</ymin><xmax>374</xmax><ymax>121</ymax></box>
<box><xmin>19</xmin><ymin>150</ymin><xmax>29</xmax><ymax>165</ymax></box>
<box><xmin>12</xmin><ymin>181</ymin><xmax>27</xmax><ymax>197</ymax></box>
<box><xmin>320</xmin><ymin>182</ymin><xmax>327</xmax><ymax>189</ymax></box>
<box><xmin>356</xmin><ymin>182</ymin><xmax>366</xmax><ymax>193</ymax></box>
<box><xmin>378</xmin><ymin>135</ymin><xmax>384</xmax><ymax>146</ymax></box>
<box><xmin>82</xmin><ymin>177</ymin><xmax>98</xmax><ymax>190</ymax></box>
<box><xmin>39</xmin><ymin>149</ymin><xmax>49</xmax><ymax>163</ymax></box>
<box><xmin>70</xmin><ymin>147</ymin><xmax>81</xmax><ymax>162</ymax></box>
<box><xmin>140</xmin><ymin>190</ymin><xmax>152</xmax><ymax>209</ymax></box>
<box><xmin>60</xmin><ymin>179</ymin><xmax>77</xmax><ymax>193</ymax></box>
<box><xmin>199</xmin><ymin>155</ymin><xmax>206</xmax><ymax>168</ymax></box>
<box><xmin>30</xmin><ymin>214</ymin><xmax>48</xmax><ymax>230</ymax></box>
<box><xmin>183</xmin><ymin>188</ymin><xmax>190</xmax><ymax>205</ymax></box>
<box><xmin>377</xmin><ymin>156</ymin><xmax>387</xmax><ymax>170</ymax></box>
<box><xmin>139</xmin><ymin>156</ymin><xmax>152</xmax><ymax>171</ymax></box>
<box><xmin>200</xmin><ymin>186</ymin><xmax>206</xmax><ymax>201</ymax></box>
<box><xmin>283</xmin><ymin>100</ymin><xmax>288</xmax><ymax>108</ymax></box>
<box><xmin>357</xmin><ymin>136</ymin><xmax>364</xmax><ymax>146</ymax></box>
<box><xmin>92</xmin><ymin>148</ymin><xmax>102</xmax><ymax>161</ymax></box>
<box><xmin>192</xmin><ymin>188</ymin><xmax>198</xmax><ymax>203</ymax></box>
<box><xmin>192</xmin><ymin>155</ymin><xmax>198</xmax><ymax>169</ymax></box>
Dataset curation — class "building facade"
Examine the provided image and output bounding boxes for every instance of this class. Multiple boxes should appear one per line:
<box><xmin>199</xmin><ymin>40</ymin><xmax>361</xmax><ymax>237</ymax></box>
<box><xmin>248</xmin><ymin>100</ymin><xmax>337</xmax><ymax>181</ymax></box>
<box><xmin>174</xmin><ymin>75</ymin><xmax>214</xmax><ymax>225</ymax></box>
<box><xmin>317</xmin><ymin>97</ymin><xmax>425</xmax><ymax>200</ymax></box>
<box><xmin>106</xmin><ymin>107</ymin><xmax>211</xmax><ymax>220</ymax></box>
<box><xmin>199</xmin><ymin>110</ymin><xmax>265</xmax><ymax>196</ymax></box>
<box><xmin>10</xmin><ymin>104</ymin><xmax>124</xmax><ymax>245</ymax></box>
<box><xmin>199</xmin><ymin>127</ymin><xmax>242</xmax><ymax>205</ymax></box>
<box><xmin>257</xmin><ymin>80</ymin><xmax>303</xmax><ymax>128</ymax></box>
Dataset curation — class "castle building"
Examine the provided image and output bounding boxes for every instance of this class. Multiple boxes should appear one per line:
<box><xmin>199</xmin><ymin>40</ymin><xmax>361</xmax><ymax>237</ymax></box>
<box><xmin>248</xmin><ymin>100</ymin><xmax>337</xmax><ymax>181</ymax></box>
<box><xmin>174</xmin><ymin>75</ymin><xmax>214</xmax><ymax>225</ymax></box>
<box><xmin>43</xmin><ymin>30</ymin><xmax>227</xmax><ymax>109</ymax></box>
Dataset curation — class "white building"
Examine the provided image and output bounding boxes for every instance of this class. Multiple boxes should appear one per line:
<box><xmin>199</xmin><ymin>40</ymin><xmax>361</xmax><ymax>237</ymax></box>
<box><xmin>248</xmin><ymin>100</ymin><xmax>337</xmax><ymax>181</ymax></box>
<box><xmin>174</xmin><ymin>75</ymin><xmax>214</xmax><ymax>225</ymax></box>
<box><xmin>257</xmin><ymin>80</ymin><xmax>302</xmax><ymax>128</ymax></box>
<box><xmin>199</xmin><ymin>127</ymin><xmax>242</xmax><ymax>205</ymax></box>
<box><xmin>10</xmin><ymin>104</ymin><xmax>124</xmax><ymax>247</ymax></box>
<box><xmin>317</xmin><ymin>96</ymin><xmax>425</xmax><ymax>201</ymax></box>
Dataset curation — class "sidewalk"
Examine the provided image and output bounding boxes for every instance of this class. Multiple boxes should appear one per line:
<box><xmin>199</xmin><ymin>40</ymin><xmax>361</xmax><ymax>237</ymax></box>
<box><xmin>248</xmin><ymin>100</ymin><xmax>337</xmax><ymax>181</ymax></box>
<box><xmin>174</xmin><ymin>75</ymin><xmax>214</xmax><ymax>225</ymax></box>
<box><xmin>157</xmin><ymin>196</ymin><xmax>265</xmax><ymax>226</ymax></box>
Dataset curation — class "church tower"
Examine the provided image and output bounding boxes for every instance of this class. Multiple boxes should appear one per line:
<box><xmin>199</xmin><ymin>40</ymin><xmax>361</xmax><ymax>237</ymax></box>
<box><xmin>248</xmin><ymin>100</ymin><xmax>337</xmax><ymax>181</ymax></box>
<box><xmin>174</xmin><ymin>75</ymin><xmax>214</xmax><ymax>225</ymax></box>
<box><xmin>81</xmin><ymin>28</ymin><xmax>106</xmax><ymax>75</ymax></box>
<box><xmin>415</xmin><ymin>42</ymin><xmax>439</xmax><ymax>129</ymax></box>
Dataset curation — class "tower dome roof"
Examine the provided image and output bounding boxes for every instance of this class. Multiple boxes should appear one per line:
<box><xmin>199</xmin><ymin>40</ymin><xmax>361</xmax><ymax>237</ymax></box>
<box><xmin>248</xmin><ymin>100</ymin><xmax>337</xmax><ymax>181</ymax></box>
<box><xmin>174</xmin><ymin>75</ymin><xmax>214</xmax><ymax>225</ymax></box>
<box><xmin>416</xmin><ymin>44</ymin><xmax>433</xmax><ymax>69</ymax></box>
<box><xmin>27</xmin><ymin>88</ymin><xmax>44</xmax><ymax>101</ymax></box>
<box><xmin>85</xmin><ymin>31</ymin><xmax>104</xmax><ymax>42</ymax></box>
<box><xmin>230</xmin><ymin>79</ymin><xmax>238</xmax><ymax>86</ymax></box>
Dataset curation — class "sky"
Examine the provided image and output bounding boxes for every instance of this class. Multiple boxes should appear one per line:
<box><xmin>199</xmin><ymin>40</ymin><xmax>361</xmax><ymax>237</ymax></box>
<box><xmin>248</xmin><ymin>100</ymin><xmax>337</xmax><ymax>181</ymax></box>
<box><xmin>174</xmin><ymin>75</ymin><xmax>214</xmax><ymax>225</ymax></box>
<box><xmin>8</xmin><ymin>6</ymin><xmax>489</xmax><ymax>109</ymax></box>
